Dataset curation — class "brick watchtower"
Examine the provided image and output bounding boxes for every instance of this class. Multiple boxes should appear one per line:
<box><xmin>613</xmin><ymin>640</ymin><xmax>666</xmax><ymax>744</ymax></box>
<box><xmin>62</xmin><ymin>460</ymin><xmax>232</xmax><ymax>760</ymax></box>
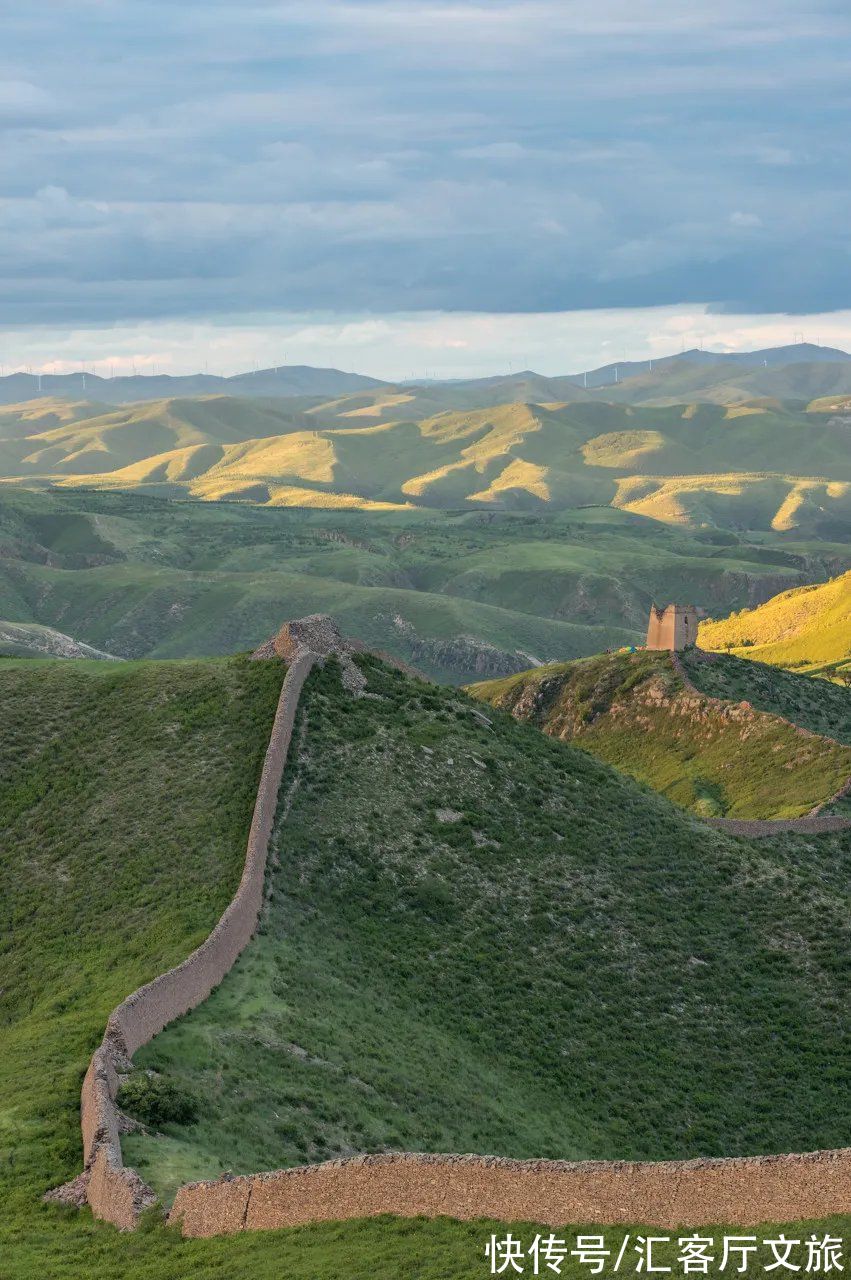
<box><xmin>646</xmin><ymin>604</ymin><xmax>699</xmax><ymax>651</ymax></box>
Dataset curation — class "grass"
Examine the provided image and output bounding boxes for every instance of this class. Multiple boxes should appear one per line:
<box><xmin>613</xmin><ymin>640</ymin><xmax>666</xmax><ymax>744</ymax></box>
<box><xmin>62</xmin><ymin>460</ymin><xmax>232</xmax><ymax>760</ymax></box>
<box><xmin>123</xmin><ymin>658</ymin><xmax>851</xmax><ymax>1204</ymax></box>
<box><xmin>700</xmin><ymin>570</ymin><xmax>851</xmax><ymax>676</ymax></box>
<box><xmin>682</xmin><ymin>649</ymin><xmax>851</xmax><ymax>744</ymax></box>
<box><xmin>469</xmin><ymin>651</ymin><xmax>851</xmax><ymax>818</ymax></box>
<box><xmin>0</xmin><ymin>654</ymin><xmax>283</xmax><ymax>1276</ymax></box>
<box><xmin>3</xmin><ymin>484</ymin><xmax>845</xmax><ymax>683</ymax></box>
<box><xmin>1</xmin><ymin>654</ymin><xmax>849</xmax><ymax>1276</ymax></box>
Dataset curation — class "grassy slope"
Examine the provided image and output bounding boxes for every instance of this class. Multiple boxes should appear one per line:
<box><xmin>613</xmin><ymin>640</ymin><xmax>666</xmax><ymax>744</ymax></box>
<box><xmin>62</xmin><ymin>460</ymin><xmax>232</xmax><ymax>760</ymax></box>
<box><xmin>469</xmin><ymin>652</ymin><xmax>851</xmax><ymax>818</ymax></box>
<box><xmin>682</xmin><ymin>649</ymin><xmax>851</xmax><ymax>743</ymax></box>
<box><xmin>4</xmin><ymin>393</ymin><xmax>851</xmax><ymax>533</ymax></box>
<box><xmin>124</xmin><ymin>658</ymin><xmax>851</xmax><ymax>1207</ymax></box>
<box><xmin>2</xmin><ymin>486</ymin><xmax>840</xmax><ymax>682</ymax></box>
<box><xmin>1</xmin><ymin>657</ymin><xmax>848</xmax><ymax>1277</ymax></box>
<box><xmin>700</xmin><ymin>570</ymin><xmax>851</xmax><ymax>674</ymax></box>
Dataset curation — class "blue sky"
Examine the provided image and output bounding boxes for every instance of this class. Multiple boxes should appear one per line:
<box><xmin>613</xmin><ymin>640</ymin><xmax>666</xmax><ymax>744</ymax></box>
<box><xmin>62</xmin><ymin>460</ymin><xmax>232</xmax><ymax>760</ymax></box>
<box><xmin>2</xmin><ymin>1</ymin><xmax>850</xmax><ymax>376</ymax></box>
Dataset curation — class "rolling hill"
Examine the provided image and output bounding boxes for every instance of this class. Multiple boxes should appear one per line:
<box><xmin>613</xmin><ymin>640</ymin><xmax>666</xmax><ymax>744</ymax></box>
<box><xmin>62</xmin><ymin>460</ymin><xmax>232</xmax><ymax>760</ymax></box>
<box><xmin>4</xmin><ymin>393</ymin><xmax>851</xmax><ymax>535</ymax></box>
<box><xmin>700</xmin><ymin>568</ymin><xmax>851</xmax><ymax>676</ymax></box>
<box><xmin>53</xmin><ymin>652</ymin><xmax>851</xmax><ymax>1208</ymax></box>
<box><xmin>3</xmin><ymin>487</ymin><xmax>843</xmax><ymax>681</ymax></box>
<box><xmin>3</xmin><ymin>650</ymin><xmax>850</xmax><ymax>1276</ymax></box>
<box><xmin>468</xmin><ymin>649</ymin><xmax>851</xmax><ymax>819</ymax></box>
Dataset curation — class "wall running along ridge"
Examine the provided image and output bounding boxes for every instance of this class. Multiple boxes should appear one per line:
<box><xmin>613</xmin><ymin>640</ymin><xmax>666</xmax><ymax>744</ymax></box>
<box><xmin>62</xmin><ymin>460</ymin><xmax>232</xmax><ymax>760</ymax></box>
<box><xmin>52</xmin><ymin>623</ymin><xmax>851</xmax><ymax>1236</ymax></box>
<box><xmin>69</xmin><ymin>651</ymin><xmax>315</xmax><ymax>1230</ymax></box>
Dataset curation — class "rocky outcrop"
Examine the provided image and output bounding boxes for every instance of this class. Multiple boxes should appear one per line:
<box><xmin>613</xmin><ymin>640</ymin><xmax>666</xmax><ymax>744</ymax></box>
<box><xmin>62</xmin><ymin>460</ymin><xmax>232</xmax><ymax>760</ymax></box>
<box><xmin>389</xmin><ymin>614</ymin><xmax>540</xmax><ymax>679</ymax></box>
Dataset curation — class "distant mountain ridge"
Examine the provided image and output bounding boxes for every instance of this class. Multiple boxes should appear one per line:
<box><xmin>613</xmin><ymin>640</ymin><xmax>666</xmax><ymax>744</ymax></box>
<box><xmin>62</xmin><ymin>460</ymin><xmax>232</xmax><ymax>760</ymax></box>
<box><xmin>3</xmin><ymin>342</ymin><xmax>849</xmax><ymax>407</ymax></box>
<box><xmin>0</xmin><ymin>364</ymin><xmax>386</xmax><ymax>407</ymax></box>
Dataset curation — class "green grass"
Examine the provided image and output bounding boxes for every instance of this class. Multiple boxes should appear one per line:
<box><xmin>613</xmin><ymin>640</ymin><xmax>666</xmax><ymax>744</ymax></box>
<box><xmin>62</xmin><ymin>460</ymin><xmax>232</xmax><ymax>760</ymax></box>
<box><xmin>682</xmin><ymin>650</ymin><xmax>851</xmax><ymax>744</ymax></box>
<box><xmin>0</xmin><ymin>654</ymin><xmax>284</xmax><ymax>1276</ymax></box>
<box><xmin>123</xmin><ymin>658</ymin><xmax>851</xmax><ymax>1205</ymax></box>
<box><xmin>469</xmin><ymin>651</ymin><xmax>851</xmax><ymax>818</ymax></box>
<box><xmin>1</xmin><ymin>654</ymin><xmax>850</xmax><ymax>1277</ymax></box>
<box><xmin>700</xmin><ymin>570</ymin><xmax>851</xmax><ymax>676</ymax></box>
<box><xmin>3</xmin><ymin>484</ymin><xmax>846</xmax><ymax>683</ymax></box>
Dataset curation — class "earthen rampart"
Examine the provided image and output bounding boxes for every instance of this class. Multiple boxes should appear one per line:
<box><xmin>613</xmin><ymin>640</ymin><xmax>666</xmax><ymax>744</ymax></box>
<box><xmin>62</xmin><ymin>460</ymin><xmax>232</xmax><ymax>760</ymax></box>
<box><xmin>169</xmin><ymin>1148</ymin><xmax>851</xmax><ymax>1237</ymax></box>
<box><xmin>68</xmin><ymin>650</ymin><xmax>315</xmax><ymax>1228</ymax></box>
<box><xmin>704</xmin><ymin>814</ymin><xmax>851</xmax><ymax>836</ymax></box>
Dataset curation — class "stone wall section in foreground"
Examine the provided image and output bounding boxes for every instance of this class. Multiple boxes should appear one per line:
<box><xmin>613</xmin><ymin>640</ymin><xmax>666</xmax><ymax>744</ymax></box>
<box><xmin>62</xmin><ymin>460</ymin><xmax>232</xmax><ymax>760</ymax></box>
<box><xmin>74</xmin><ymin>652</ymin><xmax>315</xmax><ymax>1228</ymax></box>
<box><xmin>170</xmin><ymin>1148</ymin><xmax>851</xmax><ymax>1237</ymax></box>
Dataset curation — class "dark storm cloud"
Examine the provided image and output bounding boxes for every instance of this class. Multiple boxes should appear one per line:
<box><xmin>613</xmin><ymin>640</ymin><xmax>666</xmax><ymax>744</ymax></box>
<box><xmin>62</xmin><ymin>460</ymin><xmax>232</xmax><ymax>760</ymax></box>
<box><xmin>1</xmin><ymin>0</ymin><xmax>849</xmax><ymax>326</ymax></box>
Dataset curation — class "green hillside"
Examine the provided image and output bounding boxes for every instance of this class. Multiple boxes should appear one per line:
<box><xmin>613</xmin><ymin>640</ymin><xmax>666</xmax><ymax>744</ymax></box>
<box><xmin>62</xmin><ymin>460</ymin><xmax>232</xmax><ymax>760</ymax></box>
<box><xmin>2</xmin><ymin>653</ymin><xmax>849</xmax><ymax>1277</ymax></box>
<box><xmin>469</xmin><ymin>650</ymin><xmax>851</xmax><ymax>818</ymax></box>
<box><xmin>111</xmin><ymin>656</ymin><xmax>851</xmax><ymax>1206</ymax></box>
<box><xmin>0</xmin><ymin>655</ymin><xmax>588</xmax><ymax>1280</ymax></box>
<box><xmin>682</xmin><ymin>649</ymin><xmax>851</xmax><ymax>743</ymax></box>
<box><xmin>3</xmin><ymin>392</ymin><xmax>851</xmax><ymax>533</ymax></box>
<box><xmin>3</xmin><ymin>486</ymin><xmax>844</xmax><ymax>682</ymax></box>
<box><xmin>701</xmin><ymin>569</ymin><xmax>851</xmax><ymax>676</ymax></box>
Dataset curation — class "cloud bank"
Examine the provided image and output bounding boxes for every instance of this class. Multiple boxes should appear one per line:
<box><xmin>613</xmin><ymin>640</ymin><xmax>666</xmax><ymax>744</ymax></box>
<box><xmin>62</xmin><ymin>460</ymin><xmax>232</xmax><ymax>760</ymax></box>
<box><xmin>1</xmin><ymin>0</ymin><xmax>849</xmax><ymax>338</ymax></box>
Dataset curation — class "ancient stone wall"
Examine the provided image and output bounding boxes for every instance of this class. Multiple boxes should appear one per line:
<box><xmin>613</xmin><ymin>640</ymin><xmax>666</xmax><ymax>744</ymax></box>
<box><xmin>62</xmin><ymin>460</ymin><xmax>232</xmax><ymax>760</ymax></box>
<box><xmin>169</xmin><ymin>1148</ymin><xmax>851</xmax><ymax>1238</ymax></box>
<box><xmin>75</xmin><ymin>651</ymin><xmax>315</xmax><ymax>1228</ymax></box>
<box><xmin>53</xmin><ymin>623</ymin><xmax>851</xmax><ymax>1238</ymax></box>
<box><xmin>704</xmin><ymin>814</ymin><xmax>851</xmax><ymax>836</ymax></box>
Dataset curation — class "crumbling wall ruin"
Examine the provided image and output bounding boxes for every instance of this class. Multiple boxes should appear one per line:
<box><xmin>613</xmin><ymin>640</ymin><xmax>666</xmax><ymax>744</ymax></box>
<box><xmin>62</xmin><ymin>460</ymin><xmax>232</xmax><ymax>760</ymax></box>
<box><xmin>646</xmin><ymin>604</ymin><xmax>699</xmax><ymax>651</ymax></box>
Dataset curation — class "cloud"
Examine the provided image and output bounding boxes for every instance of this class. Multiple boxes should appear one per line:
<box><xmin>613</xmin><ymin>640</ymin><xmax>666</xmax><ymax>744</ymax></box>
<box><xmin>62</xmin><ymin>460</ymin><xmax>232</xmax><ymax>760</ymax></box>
<box><xmin>0</xmin><ymin>0</ymin><xmax>849</xmax><ymax>331</ymax></box>
<box><xmin>4</xmin><ymin>305</ymin><xmax>851</xmax><ymax>381</ymax></box>
<box><xmin>729</xmin><ymin>211</ymin><xmax>762</xmax><ymax>228</ymax></box>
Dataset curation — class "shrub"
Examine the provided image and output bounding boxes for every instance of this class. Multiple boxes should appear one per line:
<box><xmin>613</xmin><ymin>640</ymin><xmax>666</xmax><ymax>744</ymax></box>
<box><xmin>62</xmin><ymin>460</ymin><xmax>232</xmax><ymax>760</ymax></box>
<box><xmin>118</xmin><ymin>1073</ymin><xmax>199</xmax><ymax>1127</ymax></box>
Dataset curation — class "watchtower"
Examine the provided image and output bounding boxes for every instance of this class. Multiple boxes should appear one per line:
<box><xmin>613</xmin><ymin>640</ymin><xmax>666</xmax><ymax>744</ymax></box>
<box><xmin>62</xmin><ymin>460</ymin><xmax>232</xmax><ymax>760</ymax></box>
<box><xmin>646</xmin><ymin>604</ymin><xmax>699</xmax><ymax>651</ymax></box>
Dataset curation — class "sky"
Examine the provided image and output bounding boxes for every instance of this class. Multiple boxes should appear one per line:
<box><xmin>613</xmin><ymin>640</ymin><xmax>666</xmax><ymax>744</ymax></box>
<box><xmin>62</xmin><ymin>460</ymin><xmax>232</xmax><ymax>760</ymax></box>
<box><xmin>2</xmin><ymin>1</ymin><xmax>850</xmax><ymax>378</ymax></box>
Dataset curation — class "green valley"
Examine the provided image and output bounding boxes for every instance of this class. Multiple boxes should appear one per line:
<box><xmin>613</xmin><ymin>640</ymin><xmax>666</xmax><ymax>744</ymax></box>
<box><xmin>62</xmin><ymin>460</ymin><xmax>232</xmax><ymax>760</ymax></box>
<box><xmin>2</xmin><ymin>485</ymin><xmax>846</xmax><ymax>682</ymax></box>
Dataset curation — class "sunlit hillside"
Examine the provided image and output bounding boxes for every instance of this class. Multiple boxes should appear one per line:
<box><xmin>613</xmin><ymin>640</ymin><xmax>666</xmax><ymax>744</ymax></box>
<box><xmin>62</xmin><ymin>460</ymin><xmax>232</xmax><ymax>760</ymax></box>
<box><xmin>700</xmin><ymin>569</ymin><xmax>851</xmax><ymax>676</ymax></box>
<box><xmin>469</xmin><ymin>649</ymin><xmax>851</xmax><ymax>819</ymax></box>
<box><xmin>3</xmin><ymin>393</ymin><xmax>851</xmax><ymax>531</ymax></box>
